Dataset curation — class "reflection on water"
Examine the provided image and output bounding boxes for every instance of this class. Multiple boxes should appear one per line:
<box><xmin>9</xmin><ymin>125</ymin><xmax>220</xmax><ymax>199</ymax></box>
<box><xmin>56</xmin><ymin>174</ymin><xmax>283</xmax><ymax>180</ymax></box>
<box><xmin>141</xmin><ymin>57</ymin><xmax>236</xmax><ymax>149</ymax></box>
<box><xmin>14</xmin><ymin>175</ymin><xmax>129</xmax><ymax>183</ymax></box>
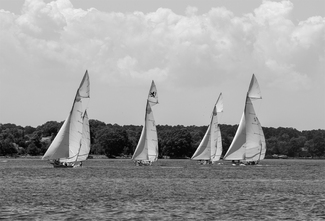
<box><xmin>0</xmin><ymin>159</ymin><xmax>324</xmax><ymax>220</ymax></box>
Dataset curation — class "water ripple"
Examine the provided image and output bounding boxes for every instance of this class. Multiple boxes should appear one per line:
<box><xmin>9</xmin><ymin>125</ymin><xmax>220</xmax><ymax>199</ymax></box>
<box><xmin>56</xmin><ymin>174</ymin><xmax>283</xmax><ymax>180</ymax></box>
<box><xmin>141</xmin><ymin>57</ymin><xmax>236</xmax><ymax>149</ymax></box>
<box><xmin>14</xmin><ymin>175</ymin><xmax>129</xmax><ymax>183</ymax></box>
<box><xmin>0</xmin><ymin>159</ymin><xmax>324</xmax><ymax>220</ymax></box>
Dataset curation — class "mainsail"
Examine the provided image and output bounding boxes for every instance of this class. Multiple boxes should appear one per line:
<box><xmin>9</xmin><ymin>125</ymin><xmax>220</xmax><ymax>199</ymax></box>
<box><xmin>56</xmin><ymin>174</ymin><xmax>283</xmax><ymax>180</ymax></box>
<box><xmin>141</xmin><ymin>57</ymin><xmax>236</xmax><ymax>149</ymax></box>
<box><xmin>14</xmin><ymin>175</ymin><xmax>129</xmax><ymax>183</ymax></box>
<box><xmin>132</xmin><ymin>81</ymin><xmax>159</xmax><ymax>163</ymax></box>
<box><xmin>191</xmin><ymin>93</ymin><xmax>223</xmax><ymax>162</ymax></box>
<box><xmin>223</xmin><ymin>74</ymin><xmax>266</xmax><ymax>163</ymax></box>
<box><xmin>243</xmin><ymin>96</ymin><xmax>262</xmax><ymax>162</ymax></box>
<box><xmin>42</xmin><ymin>71</ymin><xmax>90</xmax><ymax>165</ymax></box>
<box><xmin>258</xmin><ymin>117</ymin><xmax>266</xmax><ymax>160</ymax></box>
<box><xmin>77</xmin><ymin>111</ymin><xmax>91</xmax><ymax>162</ymax></box>
<box><xmin>60</xmin><ymin>111</ymin><xmax>90</xmax><ymax>163</ymax></box>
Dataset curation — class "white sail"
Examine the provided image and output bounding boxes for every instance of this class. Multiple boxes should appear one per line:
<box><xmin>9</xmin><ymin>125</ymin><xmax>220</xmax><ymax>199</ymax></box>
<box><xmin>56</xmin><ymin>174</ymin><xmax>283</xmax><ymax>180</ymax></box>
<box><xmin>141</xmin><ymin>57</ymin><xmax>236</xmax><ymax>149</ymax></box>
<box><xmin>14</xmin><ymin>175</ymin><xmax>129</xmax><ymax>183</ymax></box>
<box><xmin>77</xmin><ymin>111</ymin><xmax>91</xmax><ymax>161</ymax></box>
<box><xmin>215</xmin><ymin>93</ymin><xmax>224</xmax><ymax>113</ymax></box>
<box><xmin>224</xmin><ymin>74</ymin><xmax>266</xmax><ymax>163</ymax></box>
<box><xmin>191</xmin><ymin>93</ymin><xmax>223</xmax><ymax>162</ymax></box>
<box><xmin>42</xmin><ymin>114</ymin><xmax>71</xmax><ymax>160</ymax></box>
<box><xmin>42</xmin><ymin>98</ymin><xmax>84</xmax><ymax>161</ymax></box>
<box><xmin>60</xmin><ymin>110</ymin><xmax>90</xmax><ymax>163</ymax></box>
<box><xmin>147</xmin><ymin>80</ymin><xmax>158</xmax><ymax>106</ymax></box>
<box><xmin>42</xmin><ymin>71</ymin><xmax>90</xmax><ymax>163</ymax></box>
<box><xmin>132</xmin><ymin>100</ymin><xmax>158</xmax><ymax>162</ymax></box>
<box><xmin>76</xmin><ymin>70</ymin><xmax>90</xmax><ymax>114</ymax></box>
<box><xmin>212</xmin><ymin>125</ymin><xmax>223</xmax><ymax>161</ymax></box>
<box><xmin>247</xmin><ymin>74</ymin><xmax>262</xmax><ymax>99</ymax></box>
<box><xmin>212</xmin><ymin>93</ymin><xmax>223</xmax><ymax>161</ymax></box>
<box><xmin>77</xmin><ymin>70</ymin><xmax>90</xmax><ymax>99</ymax></box>
<box><xmin>223</xmin><ymin>112</ymin><xmax>246</xmax><ymax>160</ymax></box>
<box><xmin>132</xmin><ymin>121</ymin><xmax>147</xmax><ymax>160</ymax></box>
<box><xmin>244</xmin><ymin>97</ymin><xmax>262</xmax><ymax>162</ymax></box>
<box><xmin>146</xmin><ymin>102</ymin><xmax>158</xmax><ymax>162</ymax></box>
<box><xmin>71</xmin><ymin>110</ymin><xmax>91</xmax><ymax>162</ymax></box>
<box><xmin>191</xmin><ymin>124</ymin><xmax>212</xmax><ymax>160</ymax></box>
<box><xmin>258</xmin><ymin>117</ymin><xmax>266</xmax><ymax>160</ymax></box>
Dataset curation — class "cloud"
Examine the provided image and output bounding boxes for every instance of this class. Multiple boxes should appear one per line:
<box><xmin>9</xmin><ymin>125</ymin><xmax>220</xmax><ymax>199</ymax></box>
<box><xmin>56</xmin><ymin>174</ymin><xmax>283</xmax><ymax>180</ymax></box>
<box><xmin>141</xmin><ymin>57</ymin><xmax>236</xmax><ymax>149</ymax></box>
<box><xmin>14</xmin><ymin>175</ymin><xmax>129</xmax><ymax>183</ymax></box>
<box><xmin>0</xmin><ymin>0</ymin><xmax>324</xmax><ymax>90</ymax></box>
<box><xmin>253</xmin><ymin>0</ymin><xmax>293</xmax><ymax>25</ymax></box>
<box><xmin>16</xmin><ymin>0</ymin><xmax>66</xmax><ymax>38</ymax></box>
<box><xmin>185</xmin><ymin>6</ymin><xmax>198</xmax><ymax>17</ymax></box>
<box><xmin>265</xmin><ymin>59</ymin><xmax>311</xmax><ymax>90</ymax></box>
<box><xmin>292</xmin><ymin>16</ymin><xmax>325</xmax><ymax>49</ymax></box>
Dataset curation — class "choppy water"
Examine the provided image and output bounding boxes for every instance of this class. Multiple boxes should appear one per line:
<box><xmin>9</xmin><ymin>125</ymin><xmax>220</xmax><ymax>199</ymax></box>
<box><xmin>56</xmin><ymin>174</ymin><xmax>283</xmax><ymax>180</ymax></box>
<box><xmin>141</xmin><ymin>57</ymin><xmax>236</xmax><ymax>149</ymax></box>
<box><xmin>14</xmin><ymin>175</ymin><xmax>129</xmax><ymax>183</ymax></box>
<box><xmin>0</xmin><ymin>158</ymin><xmax>324</xmax><ymax>220</ymax></box>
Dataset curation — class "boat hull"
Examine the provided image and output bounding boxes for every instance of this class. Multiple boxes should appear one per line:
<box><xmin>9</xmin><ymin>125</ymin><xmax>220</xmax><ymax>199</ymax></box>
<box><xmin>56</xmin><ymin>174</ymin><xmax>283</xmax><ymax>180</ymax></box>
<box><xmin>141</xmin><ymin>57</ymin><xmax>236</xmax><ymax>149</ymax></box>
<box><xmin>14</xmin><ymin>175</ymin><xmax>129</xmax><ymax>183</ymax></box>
<box><xmin>52</xmin><ymin>164</ymin><xmax>74</xmax><ymax>168</ymax></box>
<box><xmin>135</xmin><ymin>160</ymin><xmax>153</xmax><ymax>166</ymax></box>
<box><xmin>50</xmin><ymin>161</ymin><xmax>83</xmax><ymax>168</ymax></box>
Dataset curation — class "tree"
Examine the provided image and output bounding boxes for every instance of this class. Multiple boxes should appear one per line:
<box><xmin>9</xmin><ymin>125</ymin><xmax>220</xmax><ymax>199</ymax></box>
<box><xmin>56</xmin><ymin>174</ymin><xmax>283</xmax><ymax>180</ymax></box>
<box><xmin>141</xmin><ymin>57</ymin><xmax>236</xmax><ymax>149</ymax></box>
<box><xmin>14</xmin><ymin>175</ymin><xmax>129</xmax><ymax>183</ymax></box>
<box><xmin>123</xmin><ymin>125</ymin><xmax>142</xmax><ymax>156</ymax></box>
<box><xmin>278</xmin><ymin>141</ymin><xmax>290</xmax><ymax>155</ymax></box>
<box><xmin>288</xmin><ymin>136</ymin><xmax>306</xmax><ymax>157</ymax></box>
<box><xmin>90</xmin><ymin>143</ymin><xmax>105</xmax><ymax>155</ymax></box>
<box><xmin>305</xmin><ymin>140</ymin><xmax>316</xmax><ymax>158</ymax></box>
<box><xmin>89</xmin><ymin>119</ymin><xmax>106</xmax><ymax>146</ymax></box>
<box><xmin>97</xmin><ymin>127</ymin><xmax>129</xmax><ymax>158</ymax></box>
<box><xmin>313</xmin><ymin>131</ymin><xmax>325</xmax><ymax>157</ymax></box>
<box><xmin>160</xmin><ymin>129</ymin><xmax>192</xmax><ymax>158</ymax></box>
<box><xmin>26</xmin><ymin>142</ymin><xmax>41</xmax><ymax>156</ymax></box>
<box><xmin>24</xmin><ymin>126</ymin><xmax>36</xmax><ymax>135</ymax></box>
<box><xmin>0</xmin><ymin>140</ymin><xmax>18</xmax><ymax>156</ymax></box>
<box><xmin>266</xmin><ymin>136</ymin><xmax>279</xmax><ymax>155</ymax></box>
<box><xmin>0</xmin><ymin>121</ymin><xmax>324</xmax><ymax>158</ymax></box>
<box><xmin>35</xmin><ymin>121</ymin><xmax>61</xmax><ymax>137</ymax></box>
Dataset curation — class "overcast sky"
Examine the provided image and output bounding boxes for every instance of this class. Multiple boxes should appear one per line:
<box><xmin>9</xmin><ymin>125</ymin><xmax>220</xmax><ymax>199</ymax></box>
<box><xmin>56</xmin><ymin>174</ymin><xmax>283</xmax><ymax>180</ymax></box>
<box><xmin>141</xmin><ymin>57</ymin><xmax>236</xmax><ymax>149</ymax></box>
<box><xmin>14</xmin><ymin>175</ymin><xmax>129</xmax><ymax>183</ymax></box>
<box><xmin>0</xmin><ymin>0</ymin><xmax>324</xmax><ymax>131</ymax></box>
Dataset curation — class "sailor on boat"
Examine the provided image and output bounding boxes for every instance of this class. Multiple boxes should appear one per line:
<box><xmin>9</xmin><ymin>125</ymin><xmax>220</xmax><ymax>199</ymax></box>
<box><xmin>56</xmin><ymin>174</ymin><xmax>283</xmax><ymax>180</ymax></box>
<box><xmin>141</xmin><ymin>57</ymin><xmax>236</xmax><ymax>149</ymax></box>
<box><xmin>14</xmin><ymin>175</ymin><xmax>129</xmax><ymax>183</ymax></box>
<box><xmin>199</xmin><ymin>160</ymin><xmax>213</xmax><ymax>165</ymax></box>
<box><xmin>232</xmin><ymin>160</ymin><xmax>243</xmax><ymax>166</ymax></box>
<box><xmin>135</xmin><ymin>160</ymin><xmax>152</xmax><ymax>166</ymax></box>
<box><xmin>246</xmin><ymin>161</ymin><xmax>258</xmax><ymax>165</ymax></box>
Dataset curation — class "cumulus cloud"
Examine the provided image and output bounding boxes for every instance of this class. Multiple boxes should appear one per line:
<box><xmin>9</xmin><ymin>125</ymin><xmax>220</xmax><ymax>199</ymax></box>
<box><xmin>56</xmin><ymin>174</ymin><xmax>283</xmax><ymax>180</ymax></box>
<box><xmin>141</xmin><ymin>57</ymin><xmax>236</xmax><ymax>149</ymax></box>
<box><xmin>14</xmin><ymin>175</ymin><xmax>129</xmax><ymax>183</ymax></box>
<box><xmin>0</xmin><ymin>0</ymin><xmax>324</xmax><ymax>90</ymax></box>
<box><xmin>16</xmin><ymin>0</ymin><xmax>66</xmax><ymax>38</ymax></box>
<box><xmin>253</xmin><ymin>0</ymin><xmax>293</xmax><ymax>25</ymax></box>
<box><xmin>292</xmin><ymin>16</ymin><xmax>325</xmax><ymax>49</ymax></box>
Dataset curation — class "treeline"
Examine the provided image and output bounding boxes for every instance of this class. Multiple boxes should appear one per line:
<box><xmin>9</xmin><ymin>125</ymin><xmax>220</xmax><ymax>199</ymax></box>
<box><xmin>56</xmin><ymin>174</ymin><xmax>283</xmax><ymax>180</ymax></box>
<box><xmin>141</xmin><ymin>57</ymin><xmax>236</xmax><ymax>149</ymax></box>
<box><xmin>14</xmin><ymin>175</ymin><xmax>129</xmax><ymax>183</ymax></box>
<box><xmin>0</xmin><ymin>120</ymin><xmax>324</xmax><ymax>158</ymax></box>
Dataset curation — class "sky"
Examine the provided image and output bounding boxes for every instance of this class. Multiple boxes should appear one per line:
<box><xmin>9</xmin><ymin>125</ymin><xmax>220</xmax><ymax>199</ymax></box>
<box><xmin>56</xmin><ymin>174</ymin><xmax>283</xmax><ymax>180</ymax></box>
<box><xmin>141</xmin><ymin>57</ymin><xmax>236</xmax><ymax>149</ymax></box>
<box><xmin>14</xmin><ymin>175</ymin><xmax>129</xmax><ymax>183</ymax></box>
<box><xmin>0</xmin><ymin>0</ymin><xmax>324</xmax><ymax>131</ymax></box>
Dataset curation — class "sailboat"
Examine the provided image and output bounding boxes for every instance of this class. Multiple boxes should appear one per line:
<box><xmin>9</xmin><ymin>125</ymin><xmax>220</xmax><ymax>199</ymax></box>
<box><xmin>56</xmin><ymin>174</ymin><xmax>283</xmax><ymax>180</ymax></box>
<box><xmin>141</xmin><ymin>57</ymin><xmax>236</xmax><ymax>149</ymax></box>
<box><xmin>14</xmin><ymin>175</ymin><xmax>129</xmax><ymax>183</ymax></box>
<box><xmin>42</xmin><ymin>71</ymin><xmax>91</xmax><ymax>168</ymax></box>
<box><xmin>132</xmin><ymin>81</ymin><xmax>158</xmax><ymax>166</ymax></box>
<box><xmin>223</xmin><ymin>74</ymin><xmax>266</xmax><ymax>165</ymax></box>
<box><xmin>191</xmin><ymin>93</ymin><xmax>223</xmax><ymax>164</ymax></box>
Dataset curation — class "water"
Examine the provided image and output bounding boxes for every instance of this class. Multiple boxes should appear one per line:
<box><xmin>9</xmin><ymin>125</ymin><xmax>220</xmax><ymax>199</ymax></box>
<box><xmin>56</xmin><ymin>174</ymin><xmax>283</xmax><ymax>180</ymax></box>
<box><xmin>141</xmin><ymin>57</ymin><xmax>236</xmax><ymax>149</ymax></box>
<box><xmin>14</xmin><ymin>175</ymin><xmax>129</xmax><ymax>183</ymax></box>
<box><xmin>0</xmin><ymin>158</ymin><xmax>324</xmax><ymax>220</ymax></box>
